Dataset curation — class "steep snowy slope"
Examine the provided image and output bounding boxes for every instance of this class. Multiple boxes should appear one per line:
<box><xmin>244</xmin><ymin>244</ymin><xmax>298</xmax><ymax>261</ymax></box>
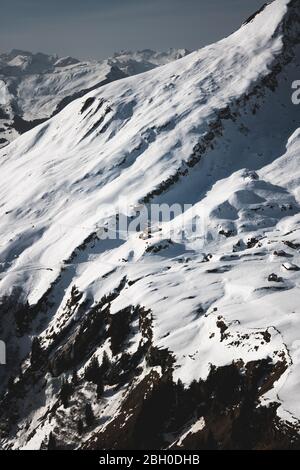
<box><xmin>0</xmin><ymin>48</ymin><xmax>189</xmax><ymax>148</ymax></box>
<box><xmin>0</xmin><ymin>0</ymin><xmax>299</xmax><ymax>450</ymax></box>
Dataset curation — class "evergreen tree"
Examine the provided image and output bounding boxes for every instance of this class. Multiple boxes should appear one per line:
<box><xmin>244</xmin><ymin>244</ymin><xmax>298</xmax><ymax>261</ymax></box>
<box><xmin>96</xmin><ymin>380</ymin><xmax>104</xmax><ymax>399</ymax></box>
<box><xmin>77</xmin><ymin>418</ymin><xmax>84</xmax><ymax>435</ymax></box>
<box><xmin>84</xmin><ymin>356</ymin><xmax>101</xmax><ymax>385</ymax></box>
<box><xmin>175</xmin><ymin>378</ymin><xmax>184</xmax><ymax>407</ymax></box>
<box><xmin>30</xmin><ymin>337</ymin><xmax>46</xmax><ymax>369</ymax></box>
<box><xmin>100</xmin><ymin>351</ymin><xmax>111</xmax><ymax>377</ymax></box>
<box><xmin>189</xmin><ymin>379</ymin><xmax>199</xmax><ymax>395</ymax></box>
<box><xmin>72</xmin><ymin>369</ymin><xmax>79</xmax><ymax>386</ymax></box>
<box><xmin>47</xmin><ymin>432</ymin><xmax>57</xmax><ymax>450</ymax></box>
<box><xmin>59</xmin><ymin>378</ymin><xmax>73</xmax><ymax>408</ymax></box>
<box><xmin>177</xmin><ymin>378</ymin><xmax>184</xmax><ymax>393</ymax></box>
<box><xmin>84</xmin><ymin>403</ymin><xmax>95</xmax><ymax>426</ymax></box>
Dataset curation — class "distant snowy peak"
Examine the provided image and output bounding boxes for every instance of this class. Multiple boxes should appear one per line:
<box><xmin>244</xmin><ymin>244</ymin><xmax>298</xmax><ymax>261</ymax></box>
<box><xmin>112</xmin><ymin>48</ymin><xmax>190</xmax><ymax>65</ymax></box>
<box><xmin>0</xmin><ymin>47</ymin><xmax>190</xmax><ymax>74</ymax></box>
<box><xmin>109</xmin><ymin>48</ymin><xmax>190</xmax><ymax>76</ymax></box>
<box><xmin>0</xmin><ymin>47</ymin><xmax>190</xmax><ymax>148</ymax></box>
<box><xmin>0</xmin><ymin>49</ymin><xmax>59</xmax><ymax>74</ymax></box>
<box><xmin>53</xmin><ymin>56</ymin><xmax>81</xmax><ymax>68</ymax></box>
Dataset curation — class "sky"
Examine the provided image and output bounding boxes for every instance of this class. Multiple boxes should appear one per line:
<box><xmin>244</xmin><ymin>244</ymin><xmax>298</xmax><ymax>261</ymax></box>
<box><xmin>0</xmin><ymin>0</ymin><xmax>265</xmax><ymax>59</ymax></box>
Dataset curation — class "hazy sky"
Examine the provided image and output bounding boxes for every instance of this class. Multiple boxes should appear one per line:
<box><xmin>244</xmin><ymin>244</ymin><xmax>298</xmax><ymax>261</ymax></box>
<box><xmin>0</xmin><ymin>0</ymin><xmax>264</xmax><ymax>59</ymax></box>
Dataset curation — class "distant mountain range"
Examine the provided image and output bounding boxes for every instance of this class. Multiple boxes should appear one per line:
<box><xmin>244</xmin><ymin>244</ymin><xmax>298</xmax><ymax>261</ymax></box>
<box><xmin>0</xmin><ymin>48</ymin><xmax>189</xmax><ymax>148</ymax></box>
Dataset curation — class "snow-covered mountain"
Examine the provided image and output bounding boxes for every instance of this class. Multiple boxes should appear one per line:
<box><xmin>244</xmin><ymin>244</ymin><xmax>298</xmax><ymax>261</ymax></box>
<box><xmin>0</xmin><ymin>48</ymin><xmax>189</xmax><ymax>148</ymax></box>
<box><xmin>0</xmin><ymin>0</ymin><xmax>299</xmax><ymax>450</ymax></box>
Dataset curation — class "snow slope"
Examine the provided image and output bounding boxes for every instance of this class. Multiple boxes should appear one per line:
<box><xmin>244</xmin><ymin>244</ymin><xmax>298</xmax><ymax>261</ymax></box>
<box><xmin>0</xmin><ymin>48</ymin><xmax>189</xmax><ymax>148</ymax></box>
<box><xmin>0</xmin><ymin>0</ymin><xmax>299</xmax><ymax>450</ymax></box>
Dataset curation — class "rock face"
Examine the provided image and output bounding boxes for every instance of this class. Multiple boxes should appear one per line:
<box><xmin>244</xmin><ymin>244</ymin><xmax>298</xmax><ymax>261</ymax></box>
<box><xmin>0</xmin><ymin>0</ymin><xmax>300</xmax><ymax>450</ymax></box>
<box><xmin>0</xmin><ymin>48</ymin><xmax>190</xmax><ymax>148</ymax></box>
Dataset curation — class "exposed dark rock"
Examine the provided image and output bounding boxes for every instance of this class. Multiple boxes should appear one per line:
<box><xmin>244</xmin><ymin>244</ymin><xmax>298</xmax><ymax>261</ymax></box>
<box><xmin>13</xmin><ymin>115</ymin><xmax>47</xmax><ymax>134</ymax></box>
<box><xmin>268</xmin><ymin>273</ymin><xmax>283</xmax><ymax>282</ymax></box>
<box><xmin>80</xmin><ymin>97</ymin><xmax>96</xmax><ymax>114</ymax></box>
<box><xmin>273</xmin><ymin>250</ymin><xmax>292</xmax><ymax>258</ymax></box>
<box><xmin>283</xmin><ymin>240</ymin><xmax>300</xmax><ymax>250</ymax></box>
<box><xmin>48</xmin><ymin>302</ymin><xmax>107</xmax><ymax>376</ymax></box>
<box><xmin>202</xmin><ymin>253</ymin><xmax>213</xmax><ymax>263</ymax></box>
<box><xmin>216</xmin><ymin>318</ymin><xmax>229</xmax><ymax>342</ymax></box>
<box><xmin>282</xmin><ymin>263</ymin><xmax>300</xmax><ymax>272</ymax></box>
<box><xmin>206</xmin><ymin>265</ymin><xmax>231</xmax><ymax>274</ymax></box>
<box><xmin>219</xmin><ymin>229</ymin><xmax>235</xmax><ymax>238</ymax></box>
<box><xmin>145</xmin><ymin>241</ymin><xmax>172</xmax><ymax>253</ymax></box>
<box><xmin>83</xmin><ymin>355</ymin><xmax>298</xmax><ymax>450</ymax></box>
<box><xmin>0</xmin><ymin>108</ymin><xmax>10</xmax><ymax>120</ymax></box>
<box><xmin>138</xmin><ymin>307</ymin><xmax>153</xmax><ymax>342</ymax></box>
<box><xmin>247</xmin><ymin>237</ymin><xmax>261</xmax><ymax>249</ymax></box>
